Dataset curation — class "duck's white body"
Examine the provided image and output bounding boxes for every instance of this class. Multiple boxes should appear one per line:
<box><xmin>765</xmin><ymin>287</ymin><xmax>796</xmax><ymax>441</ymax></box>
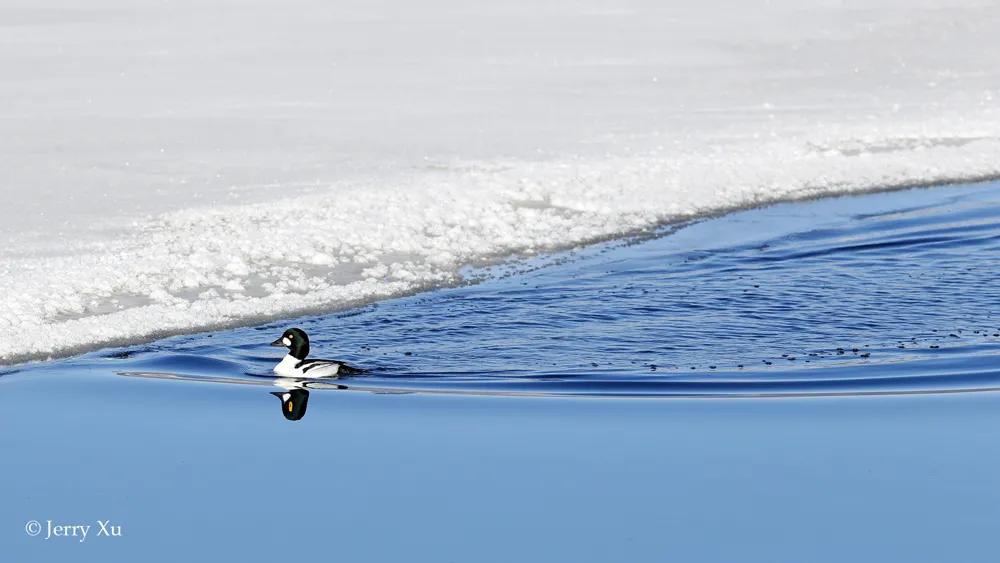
<box><xmin>271</xmin><ymin>327</ymin><xmax>361</xmax><ymax>378</ymax></box>
<box><xmin>273</xmin><ymin>354</ymin><xmax>345</xmax><ymax>378</ymax></box>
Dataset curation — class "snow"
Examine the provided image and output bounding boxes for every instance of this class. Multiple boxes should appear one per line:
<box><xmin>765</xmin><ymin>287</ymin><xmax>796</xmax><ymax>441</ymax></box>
<box><xmin>2</xmin><ymin>0</ymin><xmax>1000</xmax><ymax>362</ymax></box>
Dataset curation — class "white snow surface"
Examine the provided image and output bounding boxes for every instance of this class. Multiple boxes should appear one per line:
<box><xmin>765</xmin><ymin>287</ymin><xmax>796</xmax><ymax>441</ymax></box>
<box><xmin>3</xmin><ymin>0</ymin><xmax>1000</xmax><ymax>362</ymax></box>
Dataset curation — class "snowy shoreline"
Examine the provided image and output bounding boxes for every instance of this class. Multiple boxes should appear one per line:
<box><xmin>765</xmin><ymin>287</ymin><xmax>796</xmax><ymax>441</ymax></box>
<box><xmin>3</xmin><ymin>163</ymin><xmax>999</xmax><ymax>366</ymax></box>
<box><xmin>3</xmin><ymin>0</ymin><xmax>1000</xmax><ymax>362</ymax></box>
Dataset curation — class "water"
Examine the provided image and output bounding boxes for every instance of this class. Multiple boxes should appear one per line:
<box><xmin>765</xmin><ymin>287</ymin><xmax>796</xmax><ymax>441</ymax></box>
<box><xmin>2</xmin><ymin>183</ymin><xmax>1000</xmax><ymax>562</ymax></box>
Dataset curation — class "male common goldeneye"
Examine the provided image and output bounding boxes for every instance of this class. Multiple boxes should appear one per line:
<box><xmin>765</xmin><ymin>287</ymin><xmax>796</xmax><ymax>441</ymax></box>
<box><xmin>270</xmin><ymin>328</ymin><xmax>362</xmax><ymax>378</ymax></box>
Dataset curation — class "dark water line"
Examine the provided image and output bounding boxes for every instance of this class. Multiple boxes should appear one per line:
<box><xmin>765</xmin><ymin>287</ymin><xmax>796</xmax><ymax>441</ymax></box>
<box><xmin>113</xmin><ymin>370</ymin><xmax>1000</xmax><ymax>400</ymax></box>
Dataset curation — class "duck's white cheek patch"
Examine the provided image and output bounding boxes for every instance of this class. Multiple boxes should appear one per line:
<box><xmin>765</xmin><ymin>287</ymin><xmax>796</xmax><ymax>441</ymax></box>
<box><xmin>282</xmin><ymin>337</ymin><xmax>291</xmax><ymax>346</ymax></box>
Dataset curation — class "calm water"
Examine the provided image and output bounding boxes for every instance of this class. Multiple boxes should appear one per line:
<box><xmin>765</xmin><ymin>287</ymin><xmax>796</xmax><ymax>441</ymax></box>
<box><xmin>2</xmin><ymin>183</ymin><xmax>1000</xmax><ymax>562</ymax></box>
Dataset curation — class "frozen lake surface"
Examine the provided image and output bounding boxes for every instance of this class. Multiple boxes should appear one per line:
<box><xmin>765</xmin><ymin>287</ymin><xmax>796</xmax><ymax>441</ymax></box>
<box><xmin>4</xmin><ymin>0</ymin><xmax>1000</xmax><ymax>362</ymax></box>
<box><xmin>3</xmin><ymin>183</ymin><xmax>999</xmax><ymax>562</ymax></box>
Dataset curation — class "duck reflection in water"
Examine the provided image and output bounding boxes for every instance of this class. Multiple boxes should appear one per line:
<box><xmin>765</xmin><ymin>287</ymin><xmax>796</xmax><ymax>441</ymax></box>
<box><xmin>270</xmin><ymin>378</ymin><xmax>344</xmax><ymax>421</ymax></box>
<box><xmin>266</xmin><ymin>377</ymin><xmax>348</xmax><ymax>421</ymax></box>
<box><xmin>272</xmin><ymin>388</ymin><xmax>310</xmax><ymax>421</ymax></box>
<box><xmin>115</xmin><ymin>371</ymin><xmax>347</xmax><ymax>422</ymax></box>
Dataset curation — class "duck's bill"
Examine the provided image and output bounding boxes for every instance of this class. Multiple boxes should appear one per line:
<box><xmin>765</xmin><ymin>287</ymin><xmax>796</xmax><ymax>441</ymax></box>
<box><xmin>270</xmin><ymin>338</ymin><xmax>285</xmax><ymax>347</ymax></box>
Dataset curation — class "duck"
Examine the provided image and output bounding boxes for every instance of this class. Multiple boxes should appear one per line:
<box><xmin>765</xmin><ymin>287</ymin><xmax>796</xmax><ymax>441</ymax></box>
<box><xmin>270</xmin><ymin>328</ymin><xmax>363</xmax><ymax>378</ymax></box>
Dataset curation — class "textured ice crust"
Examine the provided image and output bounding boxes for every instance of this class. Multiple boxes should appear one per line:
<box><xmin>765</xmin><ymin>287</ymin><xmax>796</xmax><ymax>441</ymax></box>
<box><xmin>3</xmin><ymin>125</ymin><xmax>1000</xmax><ymax>362</ymax></box>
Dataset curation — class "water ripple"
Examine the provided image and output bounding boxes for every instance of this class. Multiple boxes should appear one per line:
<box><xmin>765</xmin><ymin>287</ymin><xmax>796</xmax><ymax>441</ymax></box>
<box><xmin>20</xmin><ymin>182</ymin><xmax>1000</xmax><ymax>399</ymax></box>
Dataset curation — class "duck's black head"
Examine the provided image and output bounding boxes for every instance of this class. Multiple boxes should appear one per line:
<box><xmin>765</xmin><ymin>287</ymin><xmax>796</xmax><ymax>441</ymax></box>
<box><xmin>270</xmin><ymin>327</ymin><xmax>310</xmax><ymax>360</ymax></box>
<box><xmin>270</xmin><ymin>389</ymin><xmax>309</xmax><ymax>421</ymax></box>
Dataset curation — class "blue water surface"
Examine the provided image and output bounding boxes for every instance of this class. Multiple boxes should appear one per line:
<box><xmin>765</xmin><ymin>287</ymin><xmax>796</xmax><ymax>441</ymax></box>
<box><xmin>2</xmin><ymin>182</ymin><xmax>999</xmax><ymax>562</ymax></box>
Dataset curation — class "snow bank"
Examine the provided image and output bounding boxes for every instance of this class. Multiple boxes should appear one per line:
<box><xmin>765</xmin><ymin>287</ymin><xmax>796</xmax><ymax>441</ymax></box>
<box><xmin>2</xmin><ymin>0</ymin><xmax>1000</xmax><ymax>362</ymax></box>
